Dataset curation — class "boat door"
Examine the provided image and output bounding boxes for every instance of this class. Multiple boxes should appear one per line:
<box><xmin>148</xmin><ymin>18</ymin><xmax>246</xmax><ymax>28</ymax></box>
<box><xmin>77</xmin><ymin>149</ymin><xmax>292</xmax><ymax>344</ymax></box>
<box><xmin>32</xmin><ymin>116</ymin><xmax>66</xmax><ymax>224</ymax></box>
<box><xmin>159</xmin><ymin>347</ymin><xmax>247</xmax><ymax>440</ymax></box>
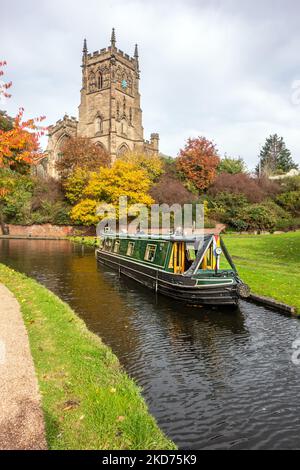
<box><xmin>170</xmin><ymin>242</ymin><xmax>185</xmax><ymax>274</ymax></box>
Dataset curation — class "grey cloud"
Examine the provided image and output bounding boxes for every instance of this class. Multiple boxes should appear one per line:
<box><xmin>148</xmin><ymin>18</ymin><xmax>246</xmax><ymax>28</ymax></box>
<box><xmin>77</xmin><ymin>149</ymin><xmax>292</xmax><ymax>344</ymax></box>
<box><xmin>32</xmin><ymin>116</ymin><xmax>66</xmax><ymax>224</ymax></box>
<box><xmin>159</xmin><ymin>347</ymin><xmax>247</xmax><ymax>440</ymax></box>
<box><xmin>1</xmin><ymin>0</ymin><xmax>300</xmax><ymax>169</ymax></box>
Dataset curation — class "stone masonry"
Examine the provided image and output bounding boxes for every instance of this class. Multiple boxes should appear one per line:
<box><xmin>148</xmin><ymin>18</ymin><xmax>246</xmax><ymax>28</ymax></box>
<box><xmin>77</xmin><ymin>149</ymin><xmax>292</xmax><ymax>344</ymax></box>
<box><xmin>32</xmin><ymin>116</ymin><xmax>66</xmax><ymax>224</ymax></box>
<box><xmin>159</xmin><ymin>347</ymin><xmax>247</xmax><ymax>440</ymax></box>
<box><xmin>46</xmin><ymin>29</ymin><xmax>159</xmax><ymax>178</ymax></box>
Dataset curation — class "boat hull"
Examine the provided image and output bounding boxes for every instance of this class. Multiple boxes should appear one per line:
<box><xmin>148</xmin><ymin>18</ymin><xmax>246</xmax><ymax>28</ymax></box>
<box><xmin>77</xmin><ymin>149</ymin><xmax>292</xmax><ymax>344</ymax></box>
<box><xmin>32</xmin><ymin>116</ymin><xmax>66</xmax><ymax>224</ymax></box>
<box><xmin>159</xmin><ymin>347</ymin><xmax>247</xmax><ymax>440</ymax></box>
<box><xmin>96</xmin><ymin>249</ymin><xmax>239</xmax><ymax>307</ymax></box>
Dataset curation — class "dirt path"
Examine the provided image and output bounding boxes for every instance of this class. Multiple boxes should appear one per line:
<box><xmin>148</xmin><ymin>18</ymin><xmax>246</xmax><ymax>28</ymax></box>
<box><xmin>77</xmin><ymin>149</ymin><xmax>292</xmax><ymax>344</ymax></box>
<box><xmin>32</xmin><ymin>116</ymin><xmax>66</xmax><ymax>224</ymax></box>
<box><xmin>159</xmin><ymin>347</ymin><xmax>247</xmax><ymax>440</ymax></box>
<box><xmin>0</xmin><ymin>283</ymin><xmax>47</xmax><ymax>450</ymax></box>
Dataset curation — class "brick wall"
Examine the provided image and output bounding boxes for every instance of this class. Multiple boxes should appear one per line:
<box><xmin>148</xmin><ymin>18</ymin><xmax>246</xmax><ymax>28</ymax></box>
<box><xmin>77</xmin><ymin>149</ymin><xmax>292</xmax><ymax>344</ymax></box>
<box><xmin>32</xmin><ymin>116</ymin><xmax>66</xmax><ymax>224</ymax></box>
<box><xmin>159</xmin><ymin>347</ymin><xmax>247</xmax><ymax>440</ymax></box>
<box><xmin>6</xmin><ymin>224</ymin><xmax>96</xmax><ymax>238</ymax></box>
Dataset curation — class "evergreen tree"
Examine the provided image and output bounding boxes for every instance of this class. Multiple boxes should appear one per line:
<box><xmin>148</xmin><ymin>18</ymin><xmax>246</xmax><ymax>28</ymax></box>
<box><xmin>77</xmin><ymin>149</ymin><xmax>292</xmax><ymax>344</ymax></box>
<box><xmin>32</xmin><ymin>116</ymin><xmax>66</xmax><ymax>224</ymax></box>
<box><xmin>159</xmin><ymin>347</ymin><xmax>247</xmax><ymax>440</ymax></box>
<box><xmin>257</xmin><ymin>134</ymin><xmax>298</xmax><ymax>176</ymax></box>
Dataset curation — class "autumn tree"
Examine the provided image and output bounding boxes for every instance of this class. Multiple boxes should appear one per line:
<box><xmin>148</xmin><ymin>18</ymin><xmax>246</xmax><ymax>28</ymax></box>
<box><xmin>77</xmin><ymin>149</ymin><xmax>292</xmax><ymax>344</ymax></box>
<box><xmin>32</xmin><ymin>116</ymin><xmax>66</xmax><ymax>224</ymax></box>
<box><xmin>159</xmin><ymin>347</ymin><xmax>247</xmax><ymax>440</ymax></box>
<box><xmin>84</xmin><ymin>161</ymin><xmax>153</xmax><ymax>206</ymax></box>
<box><xmin>0</xmin><ymin>61</ymin><xmax>46</xmax><ymax>172</ymax></box>
<box><xmin>119</xmin><ymin>150</ymin><xmax>164</xmax><ymax>182</ymax></box>
<box><xmin>56</xmin><ymin>136</ymin><xmax>110</xmax><ymax>180</ymax></box>
<box><xmin>177</xmin><ymin>137</ymin><xmax>220</xmax><ymax>192</ymax></box>
<box><xmin>70</xmin><ymin>161</ymin><xmax>154</xmax><ymax>225</ymax></box>
<box><xmin>0</xmin><ymin>61</ymin><xmax>46</xmax><ymax>233</ymax></box>
<box><xmin>0</xmin><ymin>61</ymin><xmax>12</xmax><ymax>102</ymax></box>
<box><xmin>63</xmin><ymin>168</ymin><xmax>91</xmax><ymax>204</ymax></box>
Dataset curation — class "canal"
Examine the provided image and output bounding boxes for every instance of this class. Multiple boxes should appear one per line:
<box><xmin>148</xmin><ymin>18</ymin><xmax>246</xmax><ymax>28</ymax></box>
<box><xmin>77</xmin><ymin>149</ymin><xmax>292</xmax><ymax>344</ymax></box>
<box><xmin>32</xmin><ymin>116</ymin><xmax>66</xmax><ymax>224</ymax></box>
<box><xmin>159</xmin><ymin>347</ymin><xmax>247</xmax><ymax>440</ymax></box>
<box><xmin>1</xmin><ymin>239</ymin><xmax>300</xmax><ymax>450</ymax></box>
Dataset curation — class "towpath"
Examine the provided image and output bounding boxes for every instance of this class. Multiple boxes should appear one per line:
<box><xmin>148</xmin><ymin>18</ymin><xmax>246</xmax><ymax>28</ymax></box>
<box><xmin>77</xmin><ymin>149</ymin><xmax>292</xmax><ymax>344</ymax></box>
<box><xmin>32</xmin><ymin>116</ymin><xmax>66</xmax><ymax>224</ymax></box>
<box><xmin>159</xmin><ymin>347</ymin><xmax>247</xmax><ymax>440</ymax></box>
<box><xmin>0</xmin><ymin>283</ymin><xmax>46</xmax><ymax>450</ymax></box>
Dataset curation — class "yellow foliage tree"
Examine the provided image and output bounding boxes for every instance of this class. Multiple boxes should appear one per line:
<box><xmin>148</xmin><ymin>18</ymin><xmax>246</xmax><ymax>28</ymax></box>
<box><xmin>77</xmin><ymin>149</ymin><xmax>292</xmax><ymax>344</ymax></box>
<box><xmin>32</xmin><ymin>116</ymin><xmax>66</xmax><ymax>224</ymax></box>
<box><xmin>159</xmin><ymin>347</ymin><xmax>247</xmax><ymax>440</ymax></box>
<box><xmin>84</xmin><ymin>161</ymin><xmax>154</xmax><ymax>206</ymax></box>
<box><xmin>118</xmin><ymin>151</ymin><xmax>164</xmax><ymax>182</ymax></box>
<box><xmin>70</xmin><ymin>199</ymin><xmax>99</xmax><ymax>226</ymax></box>
<box><xmin>63</xmin><ymin>168</ymin><xmax>91</xmax><ymax>204</ymax></box>
<box><xmin>70</xmin><ymin>161</ymin><xmax>154</xmax><ymax>225</ymax></box>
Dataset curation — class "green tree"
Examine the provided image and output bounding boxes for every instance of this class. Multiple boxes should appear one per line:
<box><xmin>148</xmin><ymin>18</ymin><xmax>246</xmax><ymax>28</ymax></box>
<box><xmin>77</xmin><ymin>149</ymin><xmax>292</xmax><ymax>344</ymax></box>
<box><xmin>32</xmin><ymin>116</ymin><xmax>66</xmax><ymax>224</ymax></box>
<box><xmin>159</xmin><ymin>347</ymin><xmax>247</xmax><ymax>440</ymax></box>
<box><xmin>218</xmin><ymin>156</ymin><xmax>246</xmax><ymax>174</ymax></box>
<box><xmin>257</xmin><ymin>134</ymin><xmax>298</xmax><ymax>176</ymax></box>
<box><xmin>0</xmin><ymin>110</ymin><xmax>13</xmax><ymax>132</ymax></box>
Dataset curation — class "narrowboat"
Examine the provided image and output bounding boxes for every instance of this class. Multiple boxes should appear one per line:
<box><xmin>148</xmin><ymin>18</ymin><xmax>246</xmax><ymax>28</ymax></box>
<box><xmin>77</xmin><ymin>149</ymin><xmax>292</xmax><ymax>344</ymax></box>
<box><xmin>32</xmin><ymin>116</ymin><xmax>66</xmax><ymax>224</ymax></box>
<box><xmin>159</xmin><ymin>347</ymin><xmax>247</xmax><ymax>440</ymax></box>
<box><xmin>96</xmin><ymin>233</ymin><xmax>250</xmax><ymax>307</ymax></box>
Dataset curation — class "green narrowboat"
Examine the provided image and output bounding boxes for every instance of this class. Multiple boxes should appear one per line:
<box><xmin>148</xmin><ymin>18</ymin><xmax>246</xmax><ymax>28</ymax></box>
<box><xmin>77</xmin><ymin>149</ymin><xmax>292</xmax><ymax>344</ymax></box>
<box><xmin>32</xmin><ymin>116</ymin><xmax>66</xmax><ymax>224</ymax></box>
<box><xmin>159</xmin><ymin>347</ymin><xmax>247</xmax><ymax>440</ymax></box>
<box><xmin>96</xmin><ymin>233</ymin><xmax>250</xmax><ymax>307</ymax></box>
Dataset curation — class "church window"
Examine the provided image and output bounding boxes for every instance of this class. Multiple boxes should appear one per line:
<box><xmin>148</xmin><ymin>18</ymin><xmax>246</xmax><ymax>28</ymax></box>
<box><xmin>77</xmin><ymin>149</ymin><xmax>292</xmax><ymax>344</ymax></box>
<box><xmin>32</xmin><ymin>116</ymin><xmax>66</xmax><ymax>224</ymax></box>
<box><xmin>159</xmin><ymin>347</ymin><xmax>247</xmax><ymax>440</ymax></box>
<box><xmin>117</xmin><ymin>144</ymin><xmax>129</xmax><ymax>156</ymax></box>
<box><xmin>98</xmin><ymin>72</ymin><xmax>103</xmax><ymax>89</ymax></box>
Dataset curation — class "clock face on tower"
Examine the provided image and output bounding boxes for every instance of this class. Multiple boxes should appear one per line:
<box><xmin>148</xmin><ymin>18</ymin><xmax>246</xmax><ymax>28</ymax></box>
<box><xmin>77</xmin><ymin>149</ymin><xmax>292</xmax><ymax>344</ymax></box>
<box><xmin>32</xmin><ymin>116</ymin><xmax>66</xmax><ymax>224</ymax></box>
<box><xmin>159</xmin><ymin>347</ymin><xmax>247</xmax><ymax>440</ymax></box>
<box><xmin>121</xmin><ymin>79</ymin><xmax>128</xmax><ymax>90</ymax></box>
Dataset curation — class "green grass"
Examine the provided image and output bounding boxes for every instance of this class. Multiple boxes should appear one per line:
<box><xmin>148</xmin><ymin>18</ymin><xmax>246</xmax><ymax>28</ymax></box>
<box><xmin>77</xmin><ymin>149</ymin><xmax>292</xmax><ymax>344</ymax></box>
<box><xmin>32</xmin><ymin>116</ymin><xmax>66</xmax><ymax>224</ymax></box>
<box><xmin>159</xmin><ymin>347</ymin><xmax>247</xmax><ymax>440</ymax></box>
<box><xmin>223</xmin><ymin>231</ymin><xmax>300</xmax><ymax>314</ymax></box>
<box><xmin>0</xmin><ymin>264</ymin><xmax>176</xmax><ymax>450</ymax></box>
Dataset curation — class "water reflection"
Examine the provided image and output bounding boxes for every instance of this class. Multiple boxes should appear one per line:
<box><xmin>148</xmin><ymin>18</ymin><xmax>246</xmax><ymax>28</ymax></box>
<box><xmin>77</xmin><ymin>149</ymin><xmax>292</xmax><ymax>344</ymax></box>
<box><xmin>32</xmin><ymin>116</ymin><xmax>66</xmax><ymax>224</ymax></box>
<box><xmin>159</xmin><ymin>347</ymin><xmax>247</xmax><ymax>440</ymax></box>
<box><xmin>1</xmin><ymin>239</ymin><xmax>300</xmax><ymax>450</ymax></box>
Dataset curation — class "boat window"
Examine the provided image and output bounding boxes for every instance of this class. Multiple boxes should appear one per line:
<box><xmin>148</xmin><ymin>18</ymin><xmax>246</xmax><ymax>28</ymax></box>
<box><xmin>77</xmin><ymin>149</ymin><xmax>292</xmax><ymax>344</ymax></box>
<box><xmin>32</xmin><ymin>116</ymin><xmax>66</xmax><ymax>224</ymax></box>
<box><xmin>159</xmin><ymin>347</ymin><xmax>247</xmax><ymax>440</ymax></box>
<box><xmin>113</xmin><ymin>240</ymin><xmax>120</xmax><ymax>253</ymax></box>
<box><xmin>104</xmin><ymin>238</ymin><xmax>113</xmax><ymax>251</ymax></box>
<box><xmin>186</xmin><ymin>243</ymin><xmax>196</xmax><ymax>261</ymax></box>
<box><xmin>145</xmin><ymin>244</ymin><xmax>157</xmax><ymax>262</ymax></box>
<box><xmin>201</xmin><ymin>243</ymin><xmax>214</xmax><ymax>269</ymax></box>
<box><xmin>126</xmin><ymin>241</ymin><xmax>135</xmax><ymax>256</ymax></box>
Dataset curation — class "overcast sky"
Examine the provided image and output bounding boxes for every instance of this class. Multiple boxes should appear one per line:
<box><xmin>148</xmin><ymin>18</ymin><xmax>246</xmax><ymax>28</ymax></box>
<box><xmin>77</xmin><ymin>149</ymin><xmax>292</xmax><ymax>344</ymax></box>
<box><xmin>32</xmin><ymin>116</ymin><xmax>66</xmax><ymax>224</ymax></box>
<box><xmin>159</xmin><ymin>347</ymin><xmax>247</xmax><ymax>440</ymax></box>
<box><xmin>2</xmin><ymin>0</ymin><xmax>300</xmax><ymax>169</ymax></box>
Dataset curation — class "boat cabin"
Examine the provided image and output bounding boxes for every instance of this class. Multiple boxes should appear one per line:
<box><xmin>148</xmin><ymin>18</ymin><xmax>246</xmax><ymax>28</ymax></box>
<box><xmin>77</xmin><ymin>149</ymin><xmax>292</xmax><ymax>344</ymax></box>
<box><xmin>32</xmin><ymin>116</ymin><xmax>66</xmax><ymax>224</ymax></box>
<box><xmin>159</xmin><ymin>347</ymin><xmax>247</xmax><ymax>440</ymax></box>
<box><xmin>100</xmin><ymin>234</ymin><xmax>236</xmax><ymax>276</ymax></box>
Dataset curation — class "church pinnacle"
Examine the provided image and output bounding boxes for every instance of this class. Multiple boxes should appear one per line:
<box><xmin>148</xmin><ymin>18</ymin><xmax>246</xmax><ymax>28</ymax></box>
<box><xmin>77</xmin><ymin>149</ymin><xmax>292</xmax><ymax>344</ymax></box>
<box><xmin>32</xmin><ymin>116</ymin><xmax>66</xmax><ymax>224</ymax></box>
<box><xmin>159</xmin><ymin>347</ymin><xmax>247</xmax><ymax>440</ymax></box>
<box><xmin>111</xmin><ymin>28</ymin><xmax>116</xmax><ymax>48</ymax></box>
<box><xmin>83</xmin><ymin>38</ymin><xmax>88</xmax><ymax>54</ymax></box>
<box><xmin>134</xmin><ymin>43</ymin><xmax>139</xmax><ymax>71</ymax></box>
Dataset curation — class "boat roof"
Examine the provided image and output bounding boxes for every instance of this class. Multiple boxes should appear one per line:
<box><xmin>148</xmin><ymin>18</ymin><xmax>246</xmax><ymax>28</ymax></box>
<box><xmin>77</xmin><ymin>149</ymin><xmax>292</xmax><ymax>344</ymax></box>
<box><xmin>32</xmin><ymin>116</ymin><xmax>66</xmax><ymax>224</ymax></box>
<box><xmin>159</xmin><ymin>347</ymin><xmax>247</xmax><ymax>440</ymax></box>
<box><xmin>101</xmin><ymin>232</ymin><xmax>217</xmax><ymax>243</ymax></box>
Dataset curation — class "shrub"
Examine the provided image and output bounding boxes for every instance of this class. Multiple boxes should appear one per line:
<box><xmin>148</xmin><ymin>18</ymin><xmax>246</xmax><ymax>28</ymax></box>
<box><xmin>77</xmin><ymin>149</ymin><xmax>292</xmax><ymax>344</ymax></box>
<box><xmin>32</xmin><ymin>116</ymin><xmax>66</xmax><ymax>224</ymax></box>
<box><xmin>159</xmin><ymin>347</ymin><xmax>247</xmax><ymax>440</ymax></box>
<box><xmin>230</xmin><ymin>204</ymin><xmax>277</xmax><ymax>232</ymax></box>
<box><xmin>208</xmin><ymin>173</ymin><xmax>280</xmax><ymax>203</ymax></box>
<box><xmin>207</xmin><ymin>192</ymin><xmax>248</xmax><ymax>222</ymax></box>
<box><xmin>31</xmin><ymin>201</ymin><xmax>71</xmax><ymax>225</ymax></box>
<box><xmin>150</xmin><ymin>175</ymin><xmax>196</xmax><ymax>205</ymax></box>
<box><xmin>228</xmin><ymin>200</ymin><xmax>290</xmax><ymax>232</ymax></box>
<box><xmin>276</xmin><ymin>191</ymin><xmax>300</xmax><ymax>215</ymax></box>
<box><xmin>278</xmin><ymin>175</ymin><xmax>300</xmax><ymax>192</ymax></box>
<box><xmin>274</xmin><ymin>217</ymin><xmax>300</xmax><ymax>231</ymax></box>
<box><xmin>31</xmin><ymin>176</ymin><xmax>64</xmax><ymax>210</ymax></box>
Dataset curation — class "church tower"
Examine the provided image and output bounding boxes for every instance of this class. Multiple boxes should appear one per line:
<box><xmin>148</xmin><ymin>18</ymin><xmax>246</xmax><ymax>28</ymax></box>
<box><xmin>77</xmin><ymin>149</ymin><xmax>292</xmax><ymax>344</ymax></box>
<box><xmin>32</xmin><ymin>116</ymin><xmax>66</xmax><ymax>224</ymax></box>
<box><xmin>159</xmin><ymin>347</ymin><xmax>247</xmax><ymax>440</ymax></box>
<box><xmin>79</xmin><ymin>29</ymin><xmax>147</xmax><ymax>159</ymax></box>
<box><xmin>46</xmin><ymin>29</ymin><xmax>159</xmax><ymax>177</ymax></box>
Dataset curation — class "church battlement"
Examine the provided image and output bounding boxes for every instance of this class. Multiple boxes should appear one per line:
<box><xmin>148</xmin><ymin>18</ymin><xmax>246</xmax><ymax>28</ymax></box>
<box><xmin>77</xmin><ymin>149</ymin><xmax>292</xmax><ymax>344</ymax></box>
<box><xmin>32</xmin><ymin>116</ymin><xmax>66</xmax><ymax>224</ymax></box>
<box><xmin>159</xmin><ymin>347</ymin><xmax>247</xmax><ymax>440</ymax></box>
<box><xmin>86</xmin><ymin>47</ymin><xmax>136</xmax><ymax>68</ymax></box>
<box><xmin>46</xmin><ymin>28</ymin><xmax>159</xmax><ymax>178</ymax></box>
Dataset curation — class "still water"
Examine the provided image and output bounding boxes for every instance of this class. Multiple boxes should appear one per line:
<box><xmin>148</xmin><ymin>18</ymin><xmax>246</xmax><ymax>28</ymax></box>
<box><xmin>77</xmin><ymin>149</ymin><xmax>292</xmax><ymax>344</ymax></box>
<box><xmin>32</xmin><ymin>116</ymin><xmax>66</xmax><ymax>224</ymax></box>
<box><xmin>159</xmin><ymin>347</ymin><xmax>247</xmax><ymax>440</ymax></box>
<box><xmin>1</xmin><ymin>239</ymin><xmax>300</xmax><ymax>449</ymax></box>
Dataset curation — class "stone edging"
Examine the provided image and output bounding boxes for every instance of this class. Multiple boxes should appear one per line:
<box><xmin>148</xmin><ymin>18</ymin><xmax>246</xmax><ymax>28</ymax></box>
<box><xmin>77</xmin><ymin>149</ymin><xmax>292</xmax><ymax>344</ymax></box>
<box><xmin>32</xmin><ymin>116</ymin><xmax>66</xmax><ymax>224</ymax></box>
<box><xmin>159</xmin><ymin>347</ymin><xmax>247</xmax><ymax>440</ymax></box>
<box><xmin>248</xmin><ymin>293</ymin><xmax>297</xmax><ymax>317</ymax></box>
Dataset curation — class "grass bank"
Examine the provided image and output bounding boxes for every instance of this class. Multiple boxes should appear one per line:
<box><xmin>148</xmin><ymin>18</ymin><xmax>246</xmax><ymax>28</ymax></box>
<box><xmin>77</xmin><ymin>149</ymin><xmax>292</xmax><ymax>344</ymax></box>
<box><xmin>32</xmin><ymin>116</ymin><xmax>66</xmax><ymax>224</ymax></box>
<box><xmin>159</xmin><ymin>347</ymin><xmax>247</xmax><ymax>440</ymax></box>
<box><xmin>0</xmin><ymin>263</ymin><xmax>176</xmax><ymax>450</ymax></box>
<box><xmin>224</xmin><ymin>232</ymin><xmax>300</xmax><ymax>314</ymax></box>
<box><xmin>68</xmin><ymin>236</ymin><xmax>99</xmax><ymax>247</ymax></box>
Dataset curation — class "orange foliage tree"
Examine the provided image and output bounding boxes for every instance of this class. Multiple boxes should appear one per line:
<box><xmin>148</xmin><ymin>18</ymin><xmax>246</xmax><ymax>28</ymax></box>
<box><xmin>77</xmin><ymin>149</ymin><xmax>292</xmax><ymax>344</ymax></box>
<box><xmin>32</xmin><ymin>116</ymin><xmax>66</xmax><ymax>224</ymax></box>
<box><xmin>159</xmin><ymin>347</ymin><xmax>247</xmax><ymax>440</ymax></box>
<box><xmin>0</xmin><ymin>61</ymin><xmax>46</xmax><ymax>171</ymax></box>
<box><xmin>56</xmin><ymin>136</ymin><xmax>110</xmax><ymax>180</ymax></box>
<box><xmin>177</xmin><ymin>137</ymin><xmax>220</xmax><ymax>191</ymax></box>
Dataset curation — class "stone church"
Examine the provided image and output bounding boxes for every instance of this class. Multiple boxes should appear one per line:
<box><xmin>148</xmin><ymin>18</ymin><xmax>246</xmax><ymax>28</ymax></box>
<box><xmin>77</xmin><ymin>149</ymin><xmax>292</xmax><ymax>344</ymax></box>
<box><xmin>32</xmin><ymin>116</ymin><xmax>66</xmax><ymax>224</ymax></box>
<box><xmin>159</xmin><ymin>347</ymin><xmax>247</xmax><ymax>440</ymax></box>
<box><xmin>46</xmin><ymin>29</ymin><xmax>159</xmax><ymax>178</ymax></box>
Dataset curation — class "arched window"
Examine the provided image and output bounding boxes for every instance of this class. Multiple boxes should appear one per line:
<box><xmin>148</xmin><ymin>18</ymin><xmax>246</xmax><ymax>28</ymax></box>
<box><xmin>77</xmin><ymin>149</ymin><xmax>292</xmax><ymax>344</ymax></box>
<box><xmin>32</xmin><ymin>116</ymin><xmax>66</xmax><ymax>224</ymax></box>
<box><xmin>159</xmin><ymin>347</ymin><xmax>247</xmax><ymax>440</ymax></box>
<box><xmin>117</xmin><ymin>143</ymin><xmax>129</xmax><ymax>156</ymax></box>
<box><xmin>98</xmin><ymin>72</ymin><xmax>103</xmax><ymax>89</ymax></box>
<box><xmin>95</xmin><ymin>141</ymin><xmax>107</xmax><ymax>153</ymax></box>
